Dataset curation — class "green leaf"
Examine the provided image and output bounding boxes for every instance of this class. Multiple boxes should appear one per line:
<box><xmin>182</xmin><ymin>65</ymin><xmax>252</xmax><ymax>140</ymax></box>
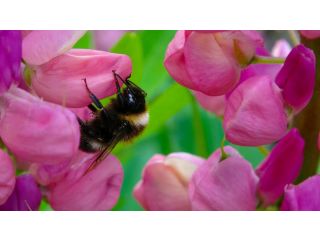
<box><xmin>73</xmin><ymin>31</ymin><xmax>92</xmax><ymax>49</ymax></box>
<box><xmin>111</xmin><ymin>32</ymin><xmax>143</xmax><ymax>84</ymax></box>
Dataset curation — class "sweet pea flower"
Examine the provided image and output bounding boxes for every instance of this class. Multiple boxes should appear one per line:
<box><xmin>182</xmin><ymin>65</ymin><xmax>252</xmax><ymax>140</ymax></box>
<box><xmin>164</xmin><ymin>30</ymin><xmax>264</xmax><ymax>96</ymax></box>
<box><xmin>271</xmin><ymin>39</ymin><xmax>292</xmax><ymax>58</ymax></box>
<box><xmin>22</xmin><ymin>30</ymin><xmax>86</xmax><ymax>65</ymax></box>
<box><xmin>281</xmin><ymin>175</ymin><xmax>320</xmax><ymax>210</ymax></box>
<box><xmin>189</xmin><ymin>146</ymin><xmax>259</xmax><ymax>210</ymax></box>
<box><xmin>0</xmin><ymin>86</ymin><xmax>80</xmax><ymax>165</ymax></box>
<box><xmin>224</xmin><ymin>75</ymin><xmax>288</xmax><ymax>146</ymax></box>
<box><xmin>0</xmin><ymin>174</ymin><xmax>42</xmax><ymax>211</ymax></box>
<box><xmin>299</xmin><ymin>30</ymin><xmax>320</xmax><ymax>39</ymax></box>
<box><xmin>133</xmin><ymin>153</ymin><xmax>205</xmax><ymax>211</ymax></box>
<box><xmin>30</xmin><ymin>49</ymin><xmax>132</xmax><ymax>107</ymax></box>
<box><xmin>193</xmin><ymin>90</ymin><xmax>226</xmax><ymax>116</ymax></box>
<box><xmin>275</xmin><ymin>44</ymin><xmax>315</xmax><ymax>113</ymax></box>
<box><xmin>0</xmin><ymin>150</ymin><xmax>15</xmax><ymax>205</ymax></box>
<box><xmin>46</xmin><ymin>151</ymin><xmax>123</xmax><ymax>211</ymax></box>
<box><xmin>256</xmin><ymin>129</ymin><xmax>304</xmax><ymax>206</ymax></box>
<box><xmin>0</xmin><ymin>30</ymin><xmax>22</xmax><ymax>95</ymax></box>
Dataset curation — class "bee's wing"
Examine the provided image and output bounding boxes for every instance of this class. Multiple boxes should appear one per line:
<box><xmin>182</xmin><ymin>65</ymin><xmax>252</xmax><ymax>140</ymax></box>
<box><xmin>85</xmin><ymin>132</ymin><xmax>124</xmax><ymax>174</ymax></box>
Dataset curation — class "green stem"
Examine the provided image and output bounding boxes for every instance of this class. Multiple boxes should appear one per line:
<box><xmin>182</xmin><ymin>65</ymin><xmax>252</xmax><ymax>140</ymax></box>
<box><xmin>288</xmin><ymin>30</ymin><xmax>300</xmax><ymax>46</ymax></box>
<box><xmin>258</xmin><ymin>146</ymin><xmax>269</xmax><ymax>157</ymax></box>
<box><xmin>251</xmin><ymin>56</ymin><xmax>285</xmax><ymax>64</ymax></box>
<box><xmin>191</xmin><ymin>95</ymin><xmax>208</xmax><ymax>157</ymax></box>
<box><xmin>220</xmin><ymin>136</ymin><xmax>228</xmax><ymax>161</ymax></box>
<box><xmin>293</xmin><ymin>35</ymin><xmax>320</xmax><ymax>182</ymax></box>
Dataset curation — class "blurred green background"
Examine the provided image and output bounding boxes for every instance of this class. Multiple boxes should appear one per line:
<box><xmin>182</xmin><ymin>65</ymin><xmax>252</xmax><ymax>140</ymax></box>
<box><xmin>41</xmin><ymin>30</ymin><xmax>266</xmax><ymax>211</ymax></box>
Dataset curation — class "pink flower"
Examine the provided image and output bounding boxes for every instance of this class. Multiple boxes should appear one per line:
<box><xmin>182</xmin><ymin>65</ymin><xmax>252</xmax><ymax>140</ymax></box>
<box><xmin>224</xmin><ymin>75</ymin><xmax>288</xmax><ymax>146</ymax></box>
<box><xmin>0</xmin><ymin>174</ymin><xmax>42</xmax><ymax>211</ymax></box>
<box><xmin>271</xmin><ymin>39</ymin><xmax>292</xmax><ymax>58</ymax></box>
<box><xmin>30</xmin><ymin>49</ymin><xmax>132</xmax><ymax>107</ymax></box>
<box><xmin>256</xmin><ymin>129</ymin><xmax>304</xmax><ymax>206</ymax></box>
<box><xmin>299</xmin><ymin>30</ymin><xmax>320</xmax><ymax>39</ymax></box>
<box><xmin>0</xmin><ymin>86</ymin><xmax>80</xmax><ymax>165</ymax></box>
<box><xmin>0</xmin><ymin>30</ymin><xmax>22</xmax><ymax>94</ymax></box>
<box><xmin>275</xmin><ymin>44</ymin><xmax>316</xmax><ymax>113</ymax></box>
<box><xmin>281</xmin><ymin>175</ymin><xmax>320</xmax><ymax>210</ymax></box>
<box><xmin>164</xmin><ymin>31</ymin><xmax>263</xmax><ymax>96</ymax></box>
<box><xmin>133</xmin><ymin>153</ymin><xmax>205</xmax><ymax>210</ymax></box>
<box><xmin>189</xmin><ymin>146</ymin><xmax>259</xmax><ymax>210</ymax></box>
<box><xmin>193</xmin><ymin>90</ymin><xmax>226</xmax><ymax>116</ymax></box>
<box><xmin>0</xmin><ymin>150</ymin><xmax>15</xmax><ymax>205</ymax></box>
<box><xmin>22</xmin><ymin>30</ymin><xmax>86</xmax><ymax>65</ymax></box>
<box><xmin>93</xmin><ymin>30</ymin><xmax>128</xmax><ymax>51</ymax></box>
<box><xmin>46</xmin><ymin>152</ymin><xmax>123</xmax><ymax>211</ymax></box>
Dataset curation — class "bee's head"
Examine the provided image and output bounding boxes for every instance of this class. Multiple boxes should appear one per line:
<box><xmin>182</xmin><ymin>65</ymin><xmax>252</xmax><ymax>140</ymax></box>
<box><xmin>116</xmin><ymin>83</ymin><xmax>147</xmax><ymax>114</ymax></box>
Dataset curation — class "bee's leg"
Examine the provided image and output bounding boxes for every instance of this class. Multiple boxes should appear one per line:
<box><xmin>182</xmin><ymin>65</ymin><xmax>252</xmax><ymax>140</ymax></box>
<box><xmin>88</xmin><ymin>104</ymin><xmax>97</xmax><ymax>113</ymax></box>
<box><xmin>82</xmin><ymin>78</ymin><xmax>104</xmax><ymax>109</ymax></box>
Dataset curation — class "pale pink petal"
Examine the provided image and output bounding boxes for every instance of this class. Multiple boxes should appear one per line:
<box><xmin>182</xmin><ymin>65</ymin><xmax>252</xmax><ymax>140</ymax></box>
<box><xmin>0</xmin><ymin>86</ymin><xmax>80</xmax><ymax>164</ymax></box>
<box><xmin>193</xmin><ymin>90</ymin><xmax>226</xmax><ymax>116</ymax></box>
<box><xmin>271</xmin><ymin>39</ymin><xmax>292</xmax><ymax>58</ymax></box>
<box><xmin>23</xmin><ymin>30</ymin><xmax>86</xmax><ymax>65</ymax></box>
<box><xmin>47</xmin><ymin>152</ymin><xmax>123</xmax><ymax>211</ymax></box>
<box><xmin>31</xmin><ymin>49</ymin><xmax>132</xmax><ymax>107</ymax></box>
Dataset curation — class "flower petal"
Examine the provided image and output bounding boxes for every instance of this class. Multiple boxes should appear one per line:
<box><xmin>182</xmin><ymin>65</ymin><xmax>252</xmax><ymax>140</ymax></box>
<box><xmin>0</xmin><ymin>87</ymin><xmax>80</xmax><ymax>164</ymax></box>
<box><xmin>0</xmin><ymin>150</ymin><xmax>15</xmax><ymax>205</ymax></box>
<box><xmin>189</xmin><ymin>146</ymin><xmax>258</xmax><ymax>210</ymax></box>
<box><xmin>0</xmin><ymin>174</ymin><xmax>41</xmax><ymax>211</ymax></box>
<box><xmin>22</xmin><ymin>30</ymin><xmax>86</xmax><ymax>65</ymax></box>
<box><xmin>31</xmin><ymin>49</ymin><xmax>132</xmax><ymax>107</ymax></box>
<box><xmin>256</xmin><ymin>128</ymin><xmax>304</xmax><ymax>206</ymax></box>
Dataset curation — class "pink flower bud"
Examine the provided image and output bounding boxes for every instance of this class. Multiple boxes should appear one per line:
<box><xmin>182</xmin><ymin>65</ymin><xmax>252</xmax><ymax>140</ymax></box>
<box><xmin>281</xmin><ymin>175</ymin><xmax>320</xmax><ymax>210</ymax></box>
<box><xmin>0</xmin><ymin>150</ymin><xmax>15</xmax><ymax>205</ymax></box>
<box><xmin>22</xmin><ymin>30</ymin><xmax>86</xmax><ymax>65</ymax></box>
<box><xmin>47</xmin><ymin>152</ymin><xmax>123</xmax><ymax>210</ymax></box>
<box><xmin>0</xmin><ymin>30</ymin><xmax>22</xmax><ymax>94</ymax></box>
<box><xmin>224</xmin><ymin>75</ymin><xmax>288</xmax><ymax>146</ymax></box>
<box><xmin>31</xmin><ymin>49</ymin><xmax>132</xmax><ymax>107</ymax></box>
<box><xmin>189</xmin><ymin>146</ymin><xmax>259</xmax><ymax>210</ymax></box>
<box><xmin>299</xmin><ymin>30</ymin><xmax>320</xmax><ymax>39</ymax></box>
<box><xmin>133</xmin><ymin>153</ymin><xmax>204</xmax><ymax>211</ymax></box>
<box><xmin>0</xmin><ymin>174</ymin><xmax>42</xmax><ymax>211</ymax></box>
<box><xmin>164</xmin><ymin>31</ymin><xmax>263</xmax><ymax>96</ymax></box>
<box><xmin>0</xmin><ymin>87</ymin><xmax>80</xmax><ymax>165</ymax></box>
<box><xmin>193</xmin><ymin>90</ymin><xmax>225</xmax><ymax>116</ymax></box>
<box><xmin>256</xmin><ymin>129</ymin><xmax>304</xmax><ymax>206</ymax></box>
<box><xmin>275</xmin><ymin>44</ymin><xmax>315</xmax><ymax>113</ymax></box>
<box><xmin>271</xmin><ymin>39</ymin><xmax>292</xmax><ymax>58</ymax></box>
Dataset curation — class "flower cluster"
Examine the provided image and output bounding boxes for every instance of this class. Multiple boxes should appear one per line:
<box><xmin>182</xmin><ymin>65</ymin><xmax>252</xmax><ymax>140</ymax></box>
<box><xmin>131</xmin><ymin>30</ymin><xmax>320</xmax><ymax>211</ymax></box>
<box><xmin>0</xmin><ymin>30</ymin><xmax>131</xmax><ymax>210</ymax></box>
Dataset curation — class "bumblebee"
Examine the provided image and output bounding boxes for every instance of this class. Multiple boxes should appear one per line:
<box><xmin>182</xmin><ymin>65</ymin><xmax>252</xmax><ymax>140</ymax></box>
<box><xmin>77</xmin><ymin>71</ymin><xmax>148</xmax><ymax>170</ymax></box>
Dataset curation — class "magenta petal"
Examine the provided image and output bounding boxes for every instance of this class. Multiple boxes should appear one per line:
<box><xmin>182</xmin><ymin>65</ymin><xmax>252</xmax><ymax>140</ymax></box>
<box><xmin>0</xmin><ymin>150</ymin><xmax>15</xmax><ymax>205</ymax></box>
<box><xmin>47</xmin><ymin>153</ymin><xmax>123</xmax><ymax>210</ymax></box>
<box><xmin>184</xmin><ymin>32</ymin><xmax>240</xmax><ymax>96</ymax></box>
<box><xmin>189</xmin><ymin>147</ymin><xmax>258</xmax><ymax>210</ymax></box>
<box><xmin>0</xmin><ymin>30</ymin><xmax>22</xmax><ymax>94</ymax></box>
<box><xmin>0</xmin><ymin>87</ymin><xmax>80</xmax><ymax>165</ymax></box>
<box><xmin>0</xmin><ymin>174</ymin><xmax>42</xmax><ymax>211</ymax></box>
<box><xmin>275</xmin><ymin>44</ymin><xmax>316</xmax><ymax>113</ymax></box>
<box><xmin>224</xmin><ymin>76</ymin><xmax>288</xmax><ymax>146</ymax></box>
<box><xmin>133</xmin><ymin>153</ymin><xmax>204</xmax><ymax>210</ymax></box>
<box><xmin>22</xmin><ymin>30</ymin><xmax>86</xmax><ymax>65</ymax></box>
<box><xmin>31</xmin><ymin>49</ymin><xmax>132</xmax><ymax>107</ymax></box>
<box><xmin>256</xmin><ymin>128</ymin><xmax>304</xmax><ymax>206</ymax></box>
<box><xmin>281</xmin><ymin>175</ymin><xmax>320</xmax><ymax>210</ymax></box>
<box><xmin>300</xmin><ymin>30</ymin><xmax>320</xmax><ymax>39</ymax></box>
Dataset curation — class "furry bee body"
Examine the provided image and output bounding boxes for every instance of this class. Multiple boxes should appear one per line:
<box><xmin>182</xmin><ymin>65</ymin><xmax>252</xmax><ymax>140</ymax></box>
<box><xmin>78</xmin><ymin>72</ymin><xmax>148</xmax><ymax>169</ymax></box>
